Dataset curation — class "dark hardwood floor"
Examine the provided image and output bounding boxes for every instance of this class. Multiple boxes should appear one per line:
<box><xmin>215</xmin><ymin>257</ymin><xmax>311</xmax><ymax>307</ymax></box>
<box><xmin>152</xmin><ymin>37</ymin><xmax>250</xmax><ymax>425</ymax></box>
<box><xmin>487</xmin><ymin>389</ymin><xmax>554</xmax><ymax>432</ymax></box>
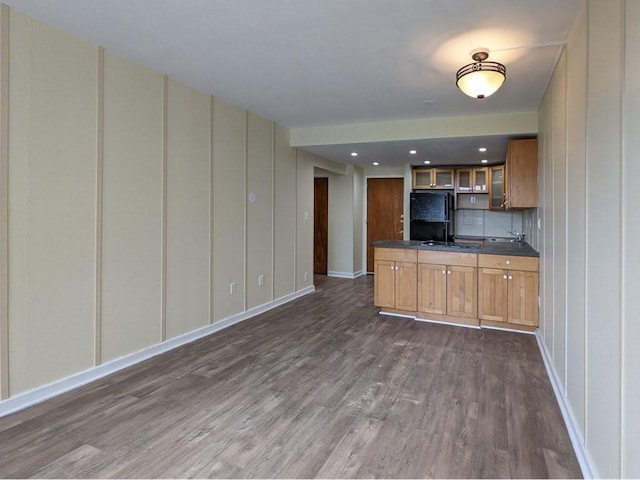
<box><xmin>0</xmin><ymin>275</ymin><xmax>581</xmax><ymax>478</ymax></box>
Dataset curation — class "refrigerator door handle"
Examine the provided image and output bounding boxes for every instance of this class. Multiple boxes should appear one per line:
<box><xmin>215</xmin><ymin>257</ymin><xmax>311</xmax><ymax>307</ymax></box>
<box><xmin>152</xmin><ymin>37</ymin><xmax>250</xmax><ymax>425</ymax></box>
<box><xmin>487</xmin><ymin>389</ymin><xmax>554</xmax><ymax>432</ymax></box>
<box><xmin>444</xmin><ymin>195</ymin><xmax>449</xmax><ymax>220</ymax></box>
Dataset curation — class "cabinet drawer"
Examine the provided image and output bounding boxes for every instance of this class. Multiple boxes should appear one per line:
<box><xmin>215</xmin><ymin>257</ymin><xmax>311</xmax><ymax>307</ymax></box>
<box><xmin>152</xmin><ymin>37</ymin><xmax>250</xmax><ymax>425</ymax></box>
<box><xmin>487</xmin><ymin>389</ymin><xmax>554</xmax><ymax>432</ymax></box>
<box><xmin>418</xmin><ymin>250</ymin><xmax>477</xmax><ymax>267</ymax></box>
<box><xmin>478</xmin><ymin>254</ymin><xmax>538</xmax><ymax>272</ymax></box>
<box><xmin>375</xmin><ymin>248</ymin><xmax>417</xmax><ymax>263</ymax></box>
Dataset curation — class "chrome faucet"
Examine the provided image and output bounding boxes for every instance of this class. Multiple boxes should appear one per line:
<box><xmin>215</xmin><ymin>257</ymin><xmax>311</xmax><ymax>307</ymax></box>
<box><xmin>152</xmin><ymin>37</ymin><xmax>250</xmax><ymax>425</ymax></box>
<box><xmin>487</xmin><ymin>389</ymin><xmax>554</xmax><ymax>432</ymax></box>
<box><xmin>508</xmin><ymin>231</ymin><xmax>525</xmax><ymax>243</ymax></box>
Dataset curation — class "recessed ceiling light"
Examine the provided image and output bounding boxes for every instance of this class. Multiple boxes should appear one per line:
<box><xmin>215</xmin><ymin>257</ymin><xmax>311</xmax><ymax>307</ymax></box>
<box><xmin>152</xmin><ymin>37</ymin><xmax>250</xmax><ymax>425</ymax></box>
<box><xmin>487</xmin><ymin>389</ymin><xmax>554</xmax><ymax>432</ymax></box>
<box><xmin>351</xmin><ymin>152</ymin><xmax>358</xmax><ymax>157</ymax></box>
<box><xmin>479</xmin><ymin>147</ymin><xmax>487</xmax><ymax>152</ymax></box>
<box><xmin>373</xmin><ymin>162</ymin><xmax>379</xmax><ymax>166</ymax></box>
<box><xmin>424</xmin><ymin>160</ymin><xmax>431</xmax><ymax>165</ymax></box>
<box><xmin>481</xmin><ymin>159</ymin><xmax>488</xmax><ymax>164</ymax></box>
<box><xmin>409</xmin><ymin>150</ymin><xmax>417</xmax><ymax>155</ymax></box>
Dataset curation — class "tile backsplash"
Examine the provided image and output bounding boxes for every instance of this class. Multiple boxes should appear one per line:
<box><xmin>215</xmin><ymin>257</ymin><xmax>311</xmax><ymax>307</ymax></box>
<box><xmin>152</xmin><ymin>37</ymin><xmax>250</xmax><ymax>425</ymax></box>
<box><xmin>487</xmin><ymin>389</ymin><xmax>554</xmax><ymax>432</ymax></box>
<box><xmin>455</xmin><ymin>209</ymin><xmax>524</xmax><ymax>238</ymax></box>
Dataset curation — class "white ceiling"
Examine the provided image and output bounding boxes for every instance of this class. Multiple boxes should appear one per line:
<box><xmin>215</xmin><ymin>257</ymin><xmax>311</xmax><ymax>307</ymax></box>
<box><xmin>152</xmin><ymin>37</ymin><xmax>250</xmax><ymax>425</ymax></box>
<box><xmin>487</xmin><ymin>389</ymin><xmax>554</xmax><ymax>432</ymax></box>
<box><xmin>4</xmin><ymin>0</ymin><xmax>582</xmax><ymax>167</ymax></box>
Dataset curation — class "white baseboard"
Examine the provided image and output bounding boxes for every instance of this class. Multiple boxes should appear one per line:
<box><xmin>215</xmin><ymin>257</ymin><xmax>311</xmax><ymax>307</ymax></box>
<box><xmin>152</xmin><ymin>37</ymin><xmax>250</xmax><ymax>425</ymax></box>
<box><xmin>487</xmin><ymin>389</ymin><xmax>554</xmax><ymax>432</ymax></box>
<box><xmin>0</xmin><ymin>286</ymin><xmax>315</xmax><ymax>418</ymax></box>
<box><xmin>415</xmin><ymin>316</ymin><xmax>481</xmax><ymax>330</ymax></box>
<box><xmin>535</xmin><ymin>331</ymin><xmax>597</xmax><ymax>479</ymax></box>
<box><xmin>378</xmin><ymin>311</ymin><xmax>415</xmax><ymax>320</ymax></box>
<box><xmin>327</xmin><ymin>270</ymin><xmax>364</xmax><ymax>279</ymax></box>
<box><xmin>481</xmin><ymin>324</ymin><xmax>536</xmax><ymax>335</ymax></box>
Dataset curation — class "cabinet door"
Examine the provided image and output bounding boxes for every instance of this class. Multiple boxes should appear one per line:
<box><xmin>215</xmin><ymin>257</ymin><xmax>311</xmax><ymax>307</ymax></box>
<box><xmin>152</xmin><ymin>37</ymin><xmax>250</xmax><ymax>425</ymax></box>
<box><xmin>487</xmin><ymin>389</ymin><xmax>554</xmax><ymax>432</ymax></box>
<box><xmin>457</xmin><ymin>169</ymin><xmax>472</xmax><ymax>192</ymax></box>
<box><xmin>478</xmin><ymin>267</ymin><xmax>508</xmax><ymax>322</ymax></box>
<box><xmin>489</xmin><ymin>165</ymin><xmax>505</xmax><ymax>210</ymax></box>
<box><xmin>447</xmin><ymin>266</ymin><xmax>478</xmax><ymax>318</ymax></box>
<box><xmin>374</xmin><ymin>260</ymin><xmax>396</xmax><ymax>308</ymax></box>
<box><xmin>417</xmin><ymin>263</ymin><xmax>447</xmax><ymax>315</ymax></box>
<box><xmin>507</xmin><ymin>270</ymin><xmax>539</xmax><ymax>326</ymax></box>
<box><xmin>506</xmin><ymin>139</ymin><xmax>538</xmax><ymax>208</ymax></box>
<box><xmin>413</xmin><ymin>168</ymin><xmax>433</xmax><ymax>189</ymax></box>
<box><xmin>433</xmin><ymin>169</ymin><xmax>454</xmax><ymax>189</ymax></box>
<box><xmin>395</xmin><ymin>262</ymin><xmax>418</xmax><ymax>311</ymax></box>
<box><xmin>473</xmin><ymin>167</ymin><xmax>488</xmax><ymax>192</ymax></box>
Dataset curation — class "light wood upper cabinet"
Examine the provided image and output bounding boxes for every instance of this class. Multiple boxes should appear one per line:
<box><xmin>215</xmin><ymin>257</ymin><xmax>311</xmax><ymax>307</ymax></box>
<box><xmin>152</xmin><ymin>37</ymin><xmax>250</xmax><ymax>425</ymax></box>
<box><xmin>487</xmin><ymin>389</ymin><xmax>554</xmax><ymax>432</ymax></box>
<box><xmin>489</xmin><ymin>165</ymin><xmax>505</xmax><ymax>210</ymax></box>
<box><xmin>456</xmin><ymin>167</ymin><xmax>488</xmax><ymax>193</ymax></box>
<box><xmin>478</xmin><ymin>254</ymin><xmax>539</xmax><ymax>327</ymax></box>
<box><xmin>374</xmin><ymin>248</ymin><xmax>417</xmax><ymax>312</ymax></box>
<box><xmin>413</xmin><ymin>168</ymin><xmax>454</xmax><ymax>189</ymax></box>
<box><xmin>505</xmin><ymin>138</ymin><xmax>538</xmax><ymax>209</ymax></box>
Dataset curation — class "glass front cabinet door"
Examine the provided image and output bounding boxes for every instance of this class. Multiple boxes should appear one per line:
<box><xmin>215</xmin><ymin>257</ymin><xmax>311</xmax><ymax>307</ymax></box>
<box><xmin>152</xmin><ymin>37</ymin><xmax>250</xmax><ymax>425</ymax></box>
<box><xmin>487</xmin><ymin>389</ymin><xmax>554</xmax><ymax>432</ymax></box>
<box><xmin>489</xmin><ymin>165</ymin><xmax>505</xmax><ymax>210</ymax></box>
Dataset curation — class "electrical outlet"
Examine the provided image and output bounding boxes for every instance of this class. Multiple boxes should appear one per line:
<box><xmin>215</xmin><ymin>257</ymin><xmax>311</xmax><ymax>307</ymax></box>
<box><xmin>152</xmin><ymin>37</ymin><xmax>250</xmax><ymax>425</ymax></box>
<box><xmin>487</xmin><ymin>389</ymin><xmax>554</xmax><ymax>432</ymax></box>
<box><xmin>229</xmin><ymin>282</ymin><xmax>237</xmax><ymax>295</ymax></box>
<box><xmin>478</xmin><ymin>217</ymin><xmax>483</xmax><ymax>225</ymax></box>
<box><xmin>304</xmin><ymin>271</ymin><xmax>309</xmax><ymax>282</ymax></box>
<box><xmin>258</xmin><ymin>274</ymin><xmax>264</xmax><ymax>287</ymax></box>
<box><xmin>304</xmin><ymin>211</ymin><xmax>309</xmax><ymax>221</ymax></box>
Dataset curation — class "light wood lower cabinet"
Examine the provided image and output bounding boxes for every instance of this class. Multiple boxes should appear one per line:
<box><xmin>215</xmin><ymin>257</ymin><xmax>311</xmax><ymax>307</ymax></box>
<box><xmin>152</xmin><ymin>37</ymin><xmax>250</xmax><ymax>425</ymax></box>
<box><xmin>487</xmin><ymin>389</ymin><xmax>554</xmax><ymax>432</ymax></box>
<box><xmin>374</xmin><ymin>248</ymin><xmax>417</xmax><ymax>312</ymax></box>
<box><xmin>478</xmin><ymin>254</ymin><xmax>539</xmax><ymax>328</ymax></box>
<box><xmin>417</xmin><ymin>251</ymin><xmax>477</xmax><ymax>320</ymax></box>
<box><xmin>374</xmin><ymin>248</ymin><xmax>539</xmax><ymax>331</ymax></box>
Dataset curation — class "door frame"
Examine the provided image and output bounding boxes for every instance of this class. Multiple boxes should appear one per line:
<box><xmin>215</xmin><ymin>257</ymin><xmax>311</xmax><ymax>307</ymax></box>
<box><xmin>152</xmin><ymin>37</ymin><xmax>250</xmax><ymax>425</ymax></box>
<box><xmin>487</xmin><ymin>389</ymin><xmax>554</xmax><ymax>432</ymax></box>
<box><xmin>363</xmin><ymin>173</ymin><xmax>407</xmax><ymax>274</ymax></box>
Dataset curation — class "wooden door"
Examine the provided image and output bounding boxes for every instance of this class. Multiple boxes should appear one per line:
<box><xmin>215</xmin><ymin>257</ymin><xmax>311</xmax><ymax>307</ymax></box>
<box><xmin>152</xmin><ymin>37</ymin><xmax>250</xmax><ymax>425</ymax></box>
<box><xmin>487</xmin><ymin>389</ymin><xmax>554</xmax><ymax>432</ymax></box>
<box><xmin>447</xmin><ymin>266</ymin><xmax>478</xmax><ymax>318</ymax></box>
<box><xmin>395</xmin><ymin>262</ymin><xmax>418</xmax><ymax>312</ymax></box>
<box><xmin>507</xmin><ymin>270</ymin><xmax>539</xmax><ymax>326</ymax></box>
<box><xmin>417</xmin><ymin>263</ymin><xmax>447</xmax><ymax>315</ymax></box>
<box><xmin>374</xmin><ymin>260</ymin><xmax>396</xmax><ymax>308</ymax></box>
<box><xmin>367</xmin><ymin>178</ymin><xmax>404</xmax><ymax>273</ymax></box>
<box><xmin>314</xmin><ymin>177</ymin><xmax>328</xmax><ymax>275</ymax></box>
<box><xmin>478</xmin><ymin>267</ymin><xmax>508</xmax><ymax>322</ymax></box>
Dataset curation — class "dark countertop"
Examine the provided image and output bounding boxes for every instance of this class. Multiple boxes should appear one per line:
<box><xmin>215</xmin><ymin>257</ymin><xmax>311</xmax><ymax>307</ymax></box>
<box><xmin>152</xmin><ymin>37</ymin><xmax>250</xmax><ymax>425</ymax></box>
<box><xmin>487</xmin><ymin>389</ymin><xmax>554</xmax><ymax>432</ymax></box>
<box><xmin>372</xmin><ymin>239</ymin><xmax>539</xmax><ymax>257</ymax></box>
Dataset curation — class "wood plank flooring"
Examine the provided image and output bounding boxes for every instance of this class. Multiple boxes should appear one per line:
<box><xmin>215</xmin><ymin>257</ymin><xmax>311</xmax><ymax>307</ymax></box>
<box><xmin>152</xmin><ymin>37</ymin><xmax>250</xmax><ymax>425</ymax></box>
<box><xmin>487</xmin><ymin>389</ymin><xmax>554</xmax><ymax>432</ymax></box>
<box><xmin>0</xmin><ymin>275</ymin><xmax>582</xmax><ymax>478</ymax></box>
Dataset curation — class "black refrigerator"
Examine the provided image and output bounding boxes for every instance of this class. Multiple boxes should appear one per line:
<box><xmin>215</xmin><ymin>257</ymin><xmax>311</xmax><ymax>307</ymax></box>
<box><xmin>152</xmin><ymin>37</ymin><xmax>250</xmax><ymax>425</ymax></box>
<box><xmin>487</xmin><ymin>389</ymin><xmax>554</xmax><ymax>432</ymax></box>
<box><xmin>410</xmin><ymin>191</ymin><xmax>455</xmax><ymax>242</ymax></box>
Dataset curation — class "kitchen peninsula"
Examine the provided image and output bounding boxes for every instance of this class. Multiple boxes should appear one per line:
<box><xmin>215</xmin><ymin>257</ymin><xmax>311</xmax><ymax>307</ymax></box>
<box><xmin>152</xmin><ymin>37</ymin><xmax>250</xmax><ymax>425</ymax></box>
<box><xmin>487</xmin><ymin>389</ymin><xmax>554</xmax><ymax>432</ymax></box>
<box><xmin>373</xmin><ymin>240</ymin><xmax>539</xmax><ymax>332</ymax></box>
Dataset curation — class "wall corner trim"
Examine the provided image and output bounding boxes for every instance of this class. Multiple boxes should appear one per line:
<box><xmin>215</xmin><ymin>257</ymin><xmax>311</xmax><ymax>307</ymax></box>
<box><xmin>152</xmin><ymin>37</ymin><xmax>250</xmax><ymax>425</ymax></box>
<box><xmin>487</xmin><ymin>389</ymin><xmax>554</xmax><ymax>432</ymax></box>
<box><xmin>0</xmin><ymin>285</ymin><xmax>315</xmax><ymax>418</ymax></box>
<box><xmin>536</xmin><ymin>331</ymin><xmax>597</xmax><ymax>479</ymax></box>
<box><xmin>0</xmin><ymin>3</ymin><xmax>10</xmax><ymax>400</ymax></box>
<box><xmin>327</xmin><ymin>270</ymin><xmax>365</xmax><ymax>279</ymax></box>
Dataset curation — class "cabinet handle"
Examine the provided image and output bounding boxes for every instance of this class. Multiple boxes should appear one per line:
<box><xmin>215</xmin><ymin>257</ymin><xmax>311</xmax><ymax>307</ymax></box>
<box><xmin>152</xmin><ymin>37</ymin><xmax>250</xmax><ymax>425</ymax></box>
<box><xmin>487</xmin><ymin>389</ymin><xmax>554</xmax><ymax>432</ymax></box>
<box><xmin>508</xmin><ymin>275</ymin><xmax>513</xmax><ymax>280</ymax></box>
<box><xmin>503</xmin><ymin>275</ymin><xmax>507</xmax><ymax>279</ymax></box>
<box><xmin>391</xmin><ymin>266</ymin><xmax>395</xmax><ymax>271</ymax></box>
<box><xmin>442</xmin><ymin>270</ymin><xmax>446</xmax><ymax>274</ymax></box>
<box><xmin>505</xmin><ymin>260</ymin><xmax>510</xmax><ymax>265</ymax></box>
<box><xmin>447</xmin><ymin>271</ymin><xmax>451</xmax><ymax>275</ymax></box>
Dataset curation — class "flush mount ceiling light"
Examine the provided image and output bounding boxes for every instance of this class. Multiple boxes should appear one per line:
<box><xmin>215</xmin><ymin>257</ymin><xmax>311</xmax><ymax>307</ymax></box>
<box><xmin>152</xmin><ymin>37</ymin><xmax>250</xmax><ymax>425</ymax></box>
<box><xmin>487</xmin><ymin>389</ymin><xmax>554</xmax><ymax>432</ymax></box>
<box><xmin>456</xmin><ymin>49</ymin><xmax>506</xmax><ymax>99</ymax></box>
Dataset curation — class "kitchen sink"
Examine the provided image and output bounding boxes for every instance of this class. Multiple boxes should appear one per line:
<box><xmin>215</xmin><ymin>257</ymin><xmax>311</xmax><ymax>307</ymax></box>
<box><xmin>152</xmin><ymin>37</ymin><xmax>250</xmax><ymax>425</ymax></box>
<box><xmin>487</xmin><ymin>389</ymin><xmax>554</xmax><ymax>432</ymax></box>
<box><xmin>486</xmin><ymin>237</ymin><xmax>518</xmax><ymax>243</ymax></box>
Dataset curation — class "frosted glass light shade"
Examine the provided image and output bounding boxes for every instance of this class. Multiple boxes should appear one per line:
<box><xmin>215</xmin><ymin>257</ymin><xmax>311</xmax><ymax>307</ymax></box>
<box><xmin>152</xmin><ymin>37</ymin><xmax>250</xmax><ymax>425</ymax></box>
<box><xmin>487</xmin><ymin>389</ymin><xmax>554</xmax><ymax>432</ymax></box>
<box><xmin>456</xmin><ymin>61</ymin><xmax>506</xmax><ymax>99</ymax></box>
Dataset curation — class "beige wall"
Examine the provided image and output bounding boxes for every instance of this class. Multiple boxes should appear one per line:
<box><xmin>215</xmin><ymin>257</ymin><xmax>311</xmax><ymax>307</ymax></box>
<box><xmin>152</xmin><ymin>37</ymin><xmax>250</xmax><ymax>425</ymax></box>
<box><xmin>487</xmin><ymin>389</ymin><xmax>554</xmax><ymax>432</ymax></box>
<box><xmin>7</xmin><ymin>11</ymin><xmax>98</xmax><ymax>392</ymax></box>
<box><xmin>273</xmin><ymin>124</ymin><xmax>297</xmax><ymax>299</ymax></box>
<box><xmin>538</xmin><ymin>1</ymin><xmax>639</xmax><ymax>477</ymax></box>
<box><xmin>101</xmin><ymin>51</ymin><xmax>164</xmax><ymax>362</ymax></box>
<box><xmin>165</xmin><ymin>79</ymin><xmax>211</xmax><ymax>339</ymax></box>
<box><xmin>246</xmin><ymin>113</ymin><xmax>274</xmax><ymax>309</ymax></box>
<box><xmin>622</xmin><ymin>3</ymin><xmax>640</xmax><ymax>477</ymax></box>
<box><xmin>212</xmin><ymin>99</ymin><xmax>246</xmax><ymax>321</ymax></box>
<box><xmin>0</xmin><ymin>8</ymin><xmax>312</xmax><ymax>402</ymax></box>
